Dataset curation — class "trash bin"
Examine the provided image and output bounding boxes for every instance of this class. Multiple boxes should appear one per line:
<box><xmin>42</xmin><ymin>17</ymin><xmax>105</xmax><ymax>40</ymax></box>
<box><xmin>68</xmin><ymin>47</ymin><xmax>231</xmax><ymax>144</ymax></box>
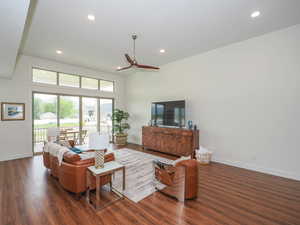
<box><xmin>195</xmin><ymin>146</ymin><xmax>212</xmax><ymax>165</ymax></box>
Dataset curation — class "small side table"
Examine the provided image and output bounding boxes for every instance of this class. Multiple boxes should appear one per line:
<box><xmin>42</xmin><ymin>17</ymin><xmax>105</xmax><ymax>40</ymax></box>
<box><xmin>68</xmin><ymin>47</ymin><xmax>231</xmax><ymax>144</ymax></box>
<box><xmin>86</xmin><ymin>161</ymin><xmax>125</xmax><ymax>210</ymax></box>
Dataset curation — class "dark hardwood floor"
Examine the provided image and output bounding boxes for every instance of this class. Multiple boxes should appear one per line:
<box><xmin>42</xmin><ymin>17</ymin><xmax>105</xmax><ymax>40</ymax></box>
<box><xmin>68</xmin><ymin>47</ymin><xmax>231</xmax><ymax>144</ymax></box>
<box><xmin>1</xmin><ymin>144</ymin><xmax>300</xmax><ymax>225</ymax></box>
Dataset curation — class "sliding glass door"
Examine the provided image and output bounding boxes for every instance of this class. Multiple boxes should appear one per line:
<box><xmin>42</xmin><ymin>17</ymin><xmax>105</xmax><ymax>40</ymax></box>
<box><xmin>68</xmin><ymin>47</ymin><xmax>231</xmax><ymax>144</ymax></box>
<box><xmin>33</xmin><ymin>92</ymin><xmax>114</xmax><ymax>153</ymax></box>
<box><xmin>59</xmin><ymin>96</ymin><xmax>80</xmax><ymax>145</ymax></box>
<box><xmin>82</xmin><ymin>97</ymin><xmax>98</xmax><ymax>144</ymax></box>
<box><xmin>59</xmin><ymin>96</ymin><xmax>80</xmax><ymax>129</ymax></box>
<box><xmin>33</xmin><ymin>93</ymin><xmax>58</xmax><ymax>153</ymax></box>
<box><xmin>100</xmin><ymin>99</ymin><xmax>114</xmax><ymax>141</ymax></box>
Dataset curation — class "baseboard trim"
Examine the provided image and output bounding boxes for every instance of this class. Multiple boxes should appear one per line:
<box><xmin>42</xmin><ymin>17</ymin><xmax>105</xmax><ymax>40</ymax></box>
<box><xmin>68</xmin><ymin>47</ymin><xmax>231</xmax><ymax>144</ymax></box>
<box><xmin>212</xmin><ymin>157</ymin><xmax>300</xmax><ymax>181</ymax></box>
<box><xmin>0</xmin><ymin>153</ymin><xmax>33</xmax><ymax>162</ymax></box>
<box><xmin>123</xmin><ymin>142</ymin><xmax>300</xmax><ymax>181</ymax></box>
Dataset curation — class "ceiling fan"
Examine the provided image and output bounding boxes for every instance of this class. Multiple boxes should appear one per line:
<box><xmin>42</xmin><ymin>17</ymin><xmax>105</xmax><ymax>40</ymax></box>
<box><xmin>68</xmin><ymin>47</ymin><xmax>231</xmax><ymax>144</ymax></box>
<box><xmin>117</xmin><ymin>34</ymin><xmax>160</xmax><ymax>72</ymax></box>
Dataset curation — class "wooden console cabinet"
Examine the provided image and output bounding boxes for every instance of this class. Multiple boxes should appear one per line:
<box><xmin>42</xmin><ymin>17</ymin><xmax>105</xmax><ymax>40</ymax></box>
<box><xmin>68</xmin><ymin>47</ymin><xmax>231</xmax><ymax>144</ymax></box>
<box><xmin>142</xmin><ymin>126</ymin><xmax>199</xmax><ymax>157</ymax></box>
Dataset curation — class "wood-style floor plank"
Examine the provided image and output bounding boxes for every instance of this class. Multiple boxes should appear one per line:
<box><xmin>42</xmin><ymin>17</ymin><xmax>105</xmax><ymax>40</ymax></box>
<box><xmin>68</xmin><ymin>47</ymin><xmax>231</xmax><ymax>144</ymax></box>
<box><xmin>1</xmin><ymin>144</ymin><xmax>300</xmax><ymax>225</ymax></box>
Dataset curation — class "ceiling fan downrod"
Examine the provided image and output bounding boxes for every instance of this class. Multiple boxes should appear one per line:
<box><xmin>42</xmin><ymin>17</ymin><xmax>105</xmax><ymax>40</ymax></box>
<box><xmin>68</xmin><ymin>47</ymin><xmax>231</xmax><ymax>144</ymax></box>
<box><xmin>132</xmin><ymin>34</ymin><xmax>137</xmax><ymax>62</ymax></box>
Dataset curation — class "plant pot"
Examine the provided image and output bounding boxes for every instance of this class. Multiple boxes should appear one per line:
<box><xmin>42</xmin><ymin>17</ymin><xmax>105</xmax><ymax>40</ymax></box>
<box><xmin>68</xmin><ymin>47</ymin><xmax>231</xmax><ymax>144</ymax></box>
<box><xmin>115</xmin><ymin>133</ymin><xmax>128</xmax><ymax>146</ymax></box>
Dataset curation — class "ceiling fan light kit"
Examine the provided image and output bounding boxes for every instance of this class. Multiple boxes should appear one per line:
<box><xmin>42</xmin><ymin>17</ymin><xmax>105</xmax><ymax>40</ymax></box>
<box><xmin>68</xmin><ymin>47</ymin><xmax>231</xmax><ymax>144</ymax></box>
<box><xmin>117</xmin><ymin>34</ymin><xmax>160</xmax><ymax>72</ymax></box>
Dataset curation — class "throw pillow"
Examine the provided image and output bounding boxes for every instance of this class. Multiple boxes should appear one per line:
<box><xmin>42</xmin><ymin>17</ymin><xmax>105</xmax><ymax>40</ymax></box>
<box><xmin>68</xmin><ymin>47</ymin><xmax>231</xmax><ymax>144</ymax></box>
<box><xmin>69</xmin><ymin>147</ymin><xmax>82</xmax><ymax>154</ymax></box>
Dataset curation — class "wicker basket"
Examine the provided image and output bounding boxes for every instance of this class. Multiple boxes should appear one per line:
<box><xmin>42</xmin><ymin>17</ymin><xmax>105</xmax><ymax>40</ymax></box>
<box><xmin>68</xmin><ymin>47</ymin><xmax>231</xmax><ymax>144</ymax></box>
<box><xmin>196</xmin><ymin>152</ymin><xmax>212</xmax><ymax>165</ymax></box>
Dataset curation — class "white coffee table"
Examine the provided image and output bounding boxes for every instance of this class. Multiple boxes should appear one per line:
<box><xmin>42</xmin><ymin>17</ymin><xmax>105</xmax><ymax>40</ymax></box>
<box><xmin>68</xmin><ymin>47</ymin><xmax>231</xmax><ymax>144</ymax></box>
<box><xmin>86</xmin><ymin>161</ymin><xmax>125</xmax><ymax>210</ymax></box>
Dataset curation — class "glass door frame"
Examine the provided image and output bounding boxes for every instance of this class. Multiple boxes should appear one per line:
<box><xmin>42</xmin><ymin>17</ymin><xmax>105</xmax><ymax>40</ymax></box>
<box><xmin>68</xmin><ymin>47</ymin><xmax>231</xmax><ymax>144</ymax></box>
<box><xmin>32</xmin><ymin>91</ymin><xmax>115</xmax><ymax>155</ymax></box>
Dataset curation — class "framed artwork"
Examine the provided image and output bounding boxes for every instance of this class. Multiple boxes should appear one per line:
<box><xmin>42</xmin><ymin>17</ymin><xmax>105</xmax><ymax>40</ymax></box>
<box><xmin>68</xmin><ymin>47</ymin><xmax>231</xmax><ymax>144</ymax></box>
<box><xmin>1</xmin><ymin>102</ymin><xmax>25</xmax><ymax>121</ymax></box>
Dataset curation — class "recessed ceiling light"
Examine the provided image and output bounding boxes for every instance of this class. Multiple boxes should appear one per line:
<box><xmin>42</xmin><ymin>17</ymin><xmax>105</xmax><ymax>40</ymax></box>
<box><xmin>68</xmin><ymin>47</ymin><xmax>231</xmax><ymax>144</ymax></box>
<box><xmin>56</xmin><ymin>50</ymin><xmax>63</xmax><ymax>54</ymax></box>
<box><xmin>117</xmin><ymin>66</ymin><xmax>122</xmax><ymax>70</ymax></box>
<box><xmin>159</xmin><ymin>49</ymin><xmax>166</xmax><ymax>53</ymax></box>
<box><xmin>251</xmin><ymin>11</ymin><xmax>260</xmax><ymax>18</ymax></box>
<box><xmin>87</xmin><ymin>14</ymin><xmax>95</xmax><ymax>21</ymax></box>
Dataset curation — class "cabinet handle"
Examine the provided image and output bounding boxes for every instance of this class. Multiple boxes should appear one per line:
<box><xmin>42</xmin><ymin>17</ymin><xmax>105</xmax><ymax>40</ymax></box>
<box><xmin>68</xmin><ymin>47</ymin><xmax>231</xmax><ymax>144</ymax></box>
<box><xmin>164</xmin><ymin>133</ymin><xmax>176</xmax><ymax>136</ymax></box>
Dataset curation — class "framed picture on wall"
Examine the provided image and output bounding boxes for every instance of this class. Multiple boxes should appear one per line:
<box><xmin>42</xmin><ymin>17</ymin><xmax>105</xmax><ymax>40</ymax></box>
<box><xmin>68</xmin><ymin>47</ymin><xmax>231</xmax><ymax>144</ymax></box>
<box><xmin>1</xmin><ymin>102</ymin><xmax>25</xmax><ymax>121</ymax></box>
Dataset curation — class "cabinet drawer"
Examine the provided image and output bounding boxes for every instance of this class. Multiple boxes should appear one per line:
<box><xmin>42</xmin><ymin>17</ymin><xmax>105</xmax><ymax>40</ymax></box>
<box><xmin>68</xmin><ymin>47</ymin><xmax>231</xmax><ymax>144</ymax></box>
<box><xmin>142</xmin><ymin>126</ymin><xmax>199</xmax><ymax>157</ymax></box>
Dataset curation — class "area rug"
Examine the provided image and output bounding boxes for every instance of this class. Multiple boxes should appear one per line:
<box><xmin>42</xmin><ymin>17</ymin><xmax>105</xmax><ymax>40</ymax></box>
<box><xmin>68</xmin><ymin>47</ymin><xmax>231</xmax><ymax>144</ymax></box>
<box><xmin>111</xmin><ymin>148</ymin><xmax>174</xmax><ymax>203</ymax></box>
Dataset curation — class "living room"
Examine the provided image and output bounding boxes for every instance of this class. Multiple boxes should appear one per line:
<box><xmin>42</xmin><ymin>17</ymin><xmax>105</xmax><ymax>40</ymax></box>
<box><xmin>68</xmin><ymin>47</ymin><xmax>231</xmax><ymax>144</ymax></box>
<box><xmin>1</xmin><ymin>0</ymin><xmax>300</xmax><ymax>225</ymax></box>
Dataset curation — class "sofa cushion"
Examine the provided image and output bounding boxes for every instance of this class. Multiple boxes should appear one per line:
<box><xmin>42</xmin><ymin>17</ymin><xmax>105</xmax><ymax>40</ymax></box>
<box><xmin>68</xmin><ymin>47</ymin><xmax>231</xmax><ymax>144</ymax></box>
<box><xmin>63</xmin><ymin>151</ymin><xmax>81</xmax><ymax>163</ymax></box>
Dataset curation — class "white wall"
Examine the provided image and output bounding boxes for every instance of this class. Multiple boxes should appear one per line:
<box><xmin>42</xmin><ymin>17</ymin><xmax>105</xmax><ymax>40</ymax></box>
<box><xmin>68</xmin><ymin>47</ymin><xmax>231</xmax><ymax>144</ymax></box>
<box><xmin>0</xmin><ymin>54</ymin><xmax>126</xmax><ymax>161</ymax></box>
<box><xmin>125</xmin><ymin>24</ymin><xmax>300</xmax><ymax>180</ymax></box>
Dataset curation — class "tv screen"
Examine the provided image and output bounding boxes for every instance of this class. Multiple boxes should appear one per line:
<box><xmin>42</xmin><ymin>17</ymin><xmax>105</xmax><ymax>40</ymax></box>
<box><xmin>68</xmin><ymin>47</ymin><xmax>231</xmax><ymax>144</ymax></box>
<box><xmin>151</xmin><ymin>100</ymin><xmax>185</xmax><ymax>127</ymax></box>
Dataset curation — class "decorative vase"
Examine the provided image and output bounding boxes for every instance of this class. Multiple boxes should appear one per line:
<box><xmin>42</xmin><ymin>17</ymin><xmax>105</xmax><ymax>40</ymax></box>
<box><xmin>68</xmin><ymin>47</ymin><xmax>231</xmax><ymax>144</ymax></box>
<box><xmin>115</xmin><ymin>133</ymin><xmax>128</xmax><ymax>146</ymax></box>
<box><xmin>188</xmin><ymin>120</ymin><xmax>193</xmax><ymax>129</ymax></box>
<box><xmin>94</xmin><ymin>149</ymin><xmax>105</xmax><ymax>169</ymax></box>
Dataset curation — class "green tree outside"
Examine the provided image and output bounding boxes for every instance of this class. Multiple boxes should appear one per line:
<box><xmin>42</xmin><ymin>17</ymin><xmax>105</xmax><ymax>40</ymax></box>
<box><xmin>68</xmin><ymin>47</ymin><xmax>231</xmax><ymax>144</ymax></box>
<box><xmin>33</xmin><ymin>98</ymin><xmax>77</xmax><ymax>120</ymax></box>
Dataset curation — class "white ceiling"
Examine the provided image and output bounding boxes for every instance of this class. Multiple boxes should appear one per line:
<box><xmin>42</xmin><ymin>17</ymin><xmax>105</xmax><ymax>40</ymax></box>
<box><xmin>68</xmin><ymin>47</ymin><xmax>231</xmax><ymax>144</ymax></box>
<box><xmin>0</xmin><ymin>0</ymin><xmax>30</xmax><ymax>78</ymax></box>
<box><xmin>21</xmin><ymin>0</ymin><xmax>300</xmax><ymax>75</ymax></box>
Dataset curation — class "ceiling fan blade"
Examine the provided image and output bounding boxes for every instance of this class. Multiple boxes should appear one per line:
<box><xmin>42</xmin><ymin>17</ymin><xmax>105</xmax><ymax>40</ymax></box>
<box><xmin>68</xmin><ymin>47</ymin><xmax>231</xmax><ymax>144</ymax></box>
<box><xmin>116</xmin><ymin>65</ymin><xmax>133</xmax><ymax>72</ymax></box>
<box><xmin>136</xmin><ymin>64</ymin><xmax>160</xmax><ymax>70</ymax></box>
<box><xmin>125</xmin><ymin>54</ymin><xmax>134</xmax><ymax>65</ymax></box>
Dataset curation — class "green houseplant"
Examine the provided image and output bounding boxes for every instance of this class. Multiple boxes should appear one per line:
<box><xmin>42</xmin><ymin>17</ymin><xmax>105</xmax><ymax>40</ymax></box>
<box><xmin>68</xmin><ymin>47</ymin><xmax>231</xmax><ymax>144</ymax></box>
<box><xmin>112</xmin><ymin>109</ymin><xmax>130</xmax><ymax>145</ymax></box>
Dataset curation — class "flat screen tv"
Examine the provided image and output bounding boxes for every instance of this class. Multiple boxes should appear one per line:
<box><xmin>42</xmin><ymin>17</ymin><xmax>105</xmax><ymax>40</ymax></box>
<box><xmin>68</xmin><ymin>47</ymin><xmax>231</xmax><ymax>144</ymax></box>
<box><xmin>151</xmin><ymin>100</ymin><xmax>185</xmax><ymax>127</ymax></box>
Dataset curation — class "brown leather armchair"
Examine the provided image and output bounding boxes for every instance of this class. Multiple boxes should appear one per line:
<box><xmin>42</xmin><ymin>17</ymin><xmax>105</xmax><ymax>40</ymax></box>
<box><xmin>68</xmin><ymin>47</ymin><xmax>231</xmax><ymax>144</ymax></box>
<box><xmin>154</xmin><ymin>159</ymin><xmax>198</xmax><ymax>201</ymax></box>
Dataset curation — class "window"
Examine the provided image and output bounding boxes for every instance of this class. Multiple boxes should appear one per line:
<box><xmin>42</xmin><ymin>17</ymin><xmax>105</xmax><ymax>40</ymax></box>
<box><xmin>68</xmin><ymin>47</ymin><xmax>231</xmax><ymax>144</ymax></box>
<box><xmin>32</xmin><ymin>68</ymin><xmax>115</xmax><ymax>93</ymax></box>
<box><xmin>59</xmin><ymin>73</ymin><xmax>80</xmax><ymax>88</ymax></box>
<box><xmin>32</xmin><ymin>68</ymin><xmax>57</xmax><ymax>85</ymax></box>
<box><xmin>100</xmin><ymin>80</ymin><xmax>114</xmax><ymax>92</ymax></box>
<box><xmin>81</xmin><ymin>77</ymin><xmax>98</xmax><ymax>90</ymax></box>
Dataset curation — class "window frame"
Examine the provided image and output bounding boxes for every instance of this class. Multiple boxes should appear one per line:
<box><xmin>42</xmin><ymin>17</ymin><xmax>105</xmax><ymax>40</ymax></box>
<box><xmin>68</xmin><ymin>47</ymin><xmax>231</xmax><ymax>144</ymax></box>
<box><xmin>32</xmin><ymin>67</ymin><xmax>115</xmax><ymax>93</ymax></box>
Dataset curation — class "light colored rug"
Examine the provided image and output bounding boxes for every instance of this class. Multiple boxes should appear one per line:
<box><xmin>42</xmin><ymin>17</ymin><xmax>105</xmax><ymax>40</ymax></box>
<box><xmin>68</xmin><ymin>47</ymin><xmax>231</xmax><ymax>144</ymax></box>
<box><xmin>111</xmin><ymin>148</ymin><xmax>174</xmax><ymax>203</ymax></box>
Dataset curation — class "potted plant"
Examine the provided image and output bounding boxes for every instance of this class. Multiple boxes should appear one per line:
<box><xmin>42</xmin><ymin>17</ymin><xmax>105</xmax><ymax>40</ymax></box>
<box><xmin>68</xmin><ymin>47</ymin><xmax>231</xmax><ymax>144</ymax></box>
<box><xmin>112</xmin><ymin>109</ymin><xmax>130</xmax><ymax>145</ymax></box>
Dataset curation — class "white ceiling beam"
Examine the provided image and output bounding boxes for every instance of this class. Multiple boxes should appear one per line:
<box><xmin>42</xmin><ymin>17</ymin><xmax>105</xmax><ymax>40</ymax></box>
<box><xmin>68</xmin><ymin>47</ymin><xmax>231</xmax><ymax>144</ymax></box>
<box><xmin>0</xmin><ymin>0</ymin><xmax>30</xmax><ymax>78</ymax></box>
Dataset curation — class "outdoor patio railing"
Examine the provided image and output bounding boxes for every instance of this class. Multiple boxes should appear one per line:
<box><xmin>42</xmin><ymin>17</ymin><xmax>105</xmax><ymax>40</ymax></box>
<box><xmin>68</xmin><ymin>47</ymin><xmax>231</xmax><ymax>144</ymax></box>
<box><xmin>34</xmin><ymin>128</ymin><xmax>48</xmax><ymax>143</ymax></box>
<box><xmin>33</xmin><ymin>125</ymin><xmax>112</xmax><ymax>144</ymax></box>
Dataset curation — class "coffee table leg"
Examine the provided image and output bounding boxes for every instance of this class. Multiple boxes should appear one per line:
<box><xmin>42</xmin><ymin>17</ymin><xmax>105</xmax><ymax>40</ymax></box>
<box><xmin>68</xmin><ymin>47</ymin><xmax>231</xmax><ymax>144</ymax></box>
<box><xmin>96</xmin><ymin>175</ymin><xmax>100</xmax><ymax>209</ymax></box>
<box><xmin>122</xmin><ymin>167</ymin><xmax>126</xmax><ymax>191</ymax></box>
<box><xmin>86</xmin><ymin>171</ymin><xmax>90</xmax><ymax>203</ymax></box>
